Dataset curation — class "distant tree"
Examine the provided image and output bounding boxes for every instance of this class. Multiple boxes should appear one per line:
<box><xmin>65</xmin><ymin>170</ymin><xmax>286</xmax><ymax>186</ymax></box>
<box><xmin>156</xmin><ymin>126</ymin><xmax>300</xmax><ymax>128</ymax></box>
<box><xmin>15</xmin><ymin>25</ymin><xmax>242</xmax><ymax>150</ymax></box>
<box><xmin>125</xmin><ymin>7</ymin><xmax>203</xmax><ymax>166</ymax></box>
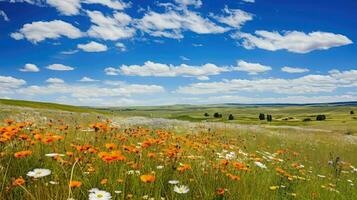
<box><xmin>267</xmin><ymin>114</ymin><xmax>272</xmax><ymax>122</ymax></box>
<box><xmin>214</xmin><ymin>112</ymin><xmax>222</xmax><ymax>118</ymax></box>
<box><xmin>351</xmin><ymin>110</ymin><xmax>354</xmax><ymax>115</ymax></box>
<box><xmin>259</xmin><ymin>113</ymin><xmax>265</xmax><ymax>120</ymax></box>
<box><xmin>316</xmin><ymin>115</ymin><xmax>326</xmax><ymax>121</ymax></box>
<box><xmin>228</xmin><ymin>114</ymin><xmax>234</xmax><ymax>120</ymax></box>
<box><xmin>204</xmin><ymin>113</ymin><xmax>210</xmax><ymax>117</ymax></box>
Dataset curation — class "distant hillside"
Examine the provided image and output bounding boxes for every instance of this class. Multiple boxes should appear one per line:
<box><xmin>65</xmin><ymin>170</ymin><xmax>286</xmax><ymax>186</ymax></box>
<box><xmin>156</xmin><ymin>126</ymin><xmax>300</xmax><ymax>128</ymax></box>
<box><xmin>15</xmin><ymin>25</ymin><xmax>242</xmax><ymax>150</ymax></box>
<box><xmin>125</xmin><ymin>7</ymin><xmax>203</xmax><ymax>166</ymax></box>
<box><xmin>0</xmin><ymin>99</ymin><xmax>104</xmax><ymax>113</ymax></box>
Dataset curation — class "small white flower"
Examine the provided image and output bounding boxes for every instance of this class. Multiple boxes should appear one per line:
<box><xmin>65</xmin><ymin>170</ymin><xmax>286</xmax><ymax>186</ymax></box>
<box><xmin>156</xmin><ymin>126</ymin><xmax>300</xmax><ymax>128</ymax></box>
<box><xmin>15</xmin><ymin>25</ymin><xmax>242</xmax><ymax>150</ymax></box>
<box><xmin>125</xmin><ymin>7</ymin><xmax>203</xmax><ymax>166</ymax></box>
<box><xmin>89</xmin><ymin>188</ymin><xmax>112</xmax><ymax>200</ymax></box>
<box><xmin>114</xmin><ymin>190</ymin><xmax>122</xmax><ymax>194</ymax></box>
<box><xmin>168</xmin><ymin>180</ymin><xmax>179</xmax><ymax>185</ymax></box>
<box><xmin>254</xmin><ymin>161</ymin><xmax>267</xmax><ymax>169</ymax></box>
<box><xmin>49</xmin><ymin>181</ymin><xmax>59</xmax><ymax>185</ymax></box>
<box><xmin>27</xmin><ymin>168</ymin><xmax>51</xmax><ymax>178</ymax></box>
<box><xmin>45</xmin><ymin>153</ymin><xmax>65</xmax><ymax>157</ymax></box>
<box><xmin>174</xmin><ymin>185</ymin><xmax>189</xmax><ymax>194</ymax></box>
<box><xmin>156</xmin><ymin>165</ymin><xmax>164</xmax><ymax>169</ymax></box>
<box><xmin>317</xmin><ymin>174</ymin><xmax>326</xmax><ymax>178</ymax></box>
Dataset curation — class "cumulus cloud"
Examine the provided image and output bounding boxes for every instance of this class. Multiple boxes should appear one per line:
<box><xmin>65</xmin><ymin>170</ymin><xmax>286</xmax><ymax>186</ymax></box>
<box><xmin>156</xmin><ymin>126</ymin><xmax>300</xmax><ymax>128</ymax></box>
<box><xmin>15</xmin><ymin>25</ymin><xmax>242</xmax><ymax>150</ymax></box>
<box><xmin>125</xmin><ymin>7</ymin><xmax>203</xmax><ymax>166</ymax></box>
<box><xmin>0</xmin><ymin>10</ymin><xmax>9</xmax><ymax>21</ymax></box>
<box><xmin>232</xmin><ymin>30</ymin><xmax>353</xmax><ymax>53</ymax></box>
<box><xmin>82</xmin><ymin>0</ymin><xmax>129</xmax><ymax>10</ymax></box>
<box><xmin>77</xmin><ymin>41</ymin><xmax>108</xmax><ymax>52</ymax></box>
<box><xmin>86</xmin><ymin>10</ymin><xmax>135</xmax><ymax>40</ymax></box>
<box><xmin>11</xmin><ymin>20</ymin><xmax>82</xmax><ymax>43</ymax></box>
<box><xmin>115</xmin><ymin>42</ymin><xmax>127</xmax><ymax>51</ymax></box>
<box><xmin>104</xmin><ymin>67</ymin><xmax>120</xmax><ymax>75</ymax></box>
<box><xmin>119</xmin><ymin>61</ymin><xmax>230</xmax><ymax>80</ymax></box>
<box><xmin>19</xmin><ymin>63</ymin><xmax>40</xmax><ymax>72</ymax></box>
<box><xmin>281</xmin><ymin>66</ymin><xmax>309</xmax><ymax>73</ymax></box>
<box><xmin>211</xmin><ymin>6</ymin><xmax>253</xmax><ymax>29</ymax></box>
<box><xmin>46</xmin><ymin>78</ymin><xmax>65</xmax><ymax>84</ymax></box>
<box><xmin>136</xmin><ymin>9</ymin><xmax>228</xmax><ymax>39</ymax></box>
<box><xmin>16</xmin><ymin>82</ymin><xmax>165</xmax><ymax>99</ymax></box>
<box><xmin>47</xmin><ymin>0</ymin><xmax>81</xmax><ymax>16</ymax></box>
<box><xmin>233</xmin><ymin>60</ymin><xmax>272</xmax><ymax>75</ymax></box>
<box><xmin>46</xmin><ymin>64</ymin><xmax>74</xmax><ymax>71</ymax></box>
<box><xmin>79</xmin><ymin>77</ymin><xmax>98</xmax><ymax>82</ymax></box>
<box><xmin>176</xmin><ymin>70</ymin><xmax>357</xmax><ymax>95</ymax></box>
<box><xmin>174</xmin><ymin>0</ymin><xmax>202</xmax><ymax>8</ymax></box>
<box><xmin>0</xmin><ymin>75</ymin><xmax>26</xmax><ymax>89</ymax></box>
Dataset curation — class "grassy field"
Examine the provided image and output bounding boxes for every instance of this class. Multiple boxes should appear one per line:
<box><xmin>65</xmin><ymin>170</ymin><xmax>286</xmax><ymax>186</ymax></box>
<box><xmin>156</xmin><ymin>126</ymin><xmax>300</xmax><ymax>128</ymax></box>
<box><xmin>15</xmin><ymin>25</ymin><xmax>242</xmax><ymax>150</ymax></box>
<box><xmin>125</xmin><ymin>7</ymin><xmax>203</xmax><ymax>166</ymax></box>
<box><xmin>0</xmin><ymin>100</ymin><xmax>356</xmax><ymax>199</ymax></box>
<box><xmin>112</xmin><ymin>103</ymin><xmax>357</xmax><ymax>135</ymax></box>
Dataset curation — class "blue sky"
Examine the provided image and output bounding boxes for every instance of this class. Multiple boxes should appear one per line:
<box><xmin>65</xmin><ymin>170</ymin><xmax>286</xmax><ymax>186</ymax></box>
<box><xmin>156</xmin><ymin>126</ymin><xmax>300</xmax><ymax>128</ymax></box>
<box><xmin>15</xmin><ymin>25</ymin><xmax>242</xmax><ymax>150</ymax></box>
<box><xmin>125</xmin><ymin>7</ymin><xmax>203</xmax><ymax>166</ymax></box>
<box><xmin>0</xmin><ymin>0</ymin><xmax>357</xmax><ymax>106</ymax></box>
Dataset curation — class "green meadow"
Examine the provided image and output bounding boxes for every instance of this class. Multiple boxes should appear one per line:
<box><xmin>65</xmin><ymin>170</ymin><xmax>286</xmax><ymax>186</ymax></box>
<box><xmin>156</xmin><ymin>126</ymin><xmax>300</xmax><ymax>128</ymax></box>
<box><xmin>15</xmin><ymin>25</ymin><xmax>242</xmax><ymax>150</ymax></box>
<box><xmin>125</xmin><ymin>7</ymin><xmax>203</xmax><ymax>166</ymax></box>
<box><xmin>0</xmin><ymin>99</ymin><xmax>356</xmax><ymax>199</ymax></box>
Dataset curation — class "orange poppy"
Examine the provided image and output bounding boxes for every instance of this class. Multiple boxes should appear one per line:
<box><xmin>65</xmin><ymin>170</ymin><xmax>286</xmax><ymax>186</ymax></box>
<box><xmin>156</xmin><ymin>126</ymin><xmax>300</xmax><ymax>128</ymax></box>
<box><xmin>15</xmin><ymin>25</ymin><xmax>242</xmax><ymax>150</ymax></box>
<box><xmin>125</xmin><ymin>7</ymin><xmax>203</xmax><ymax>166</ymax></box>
<box><xmin>140</xmin><ymin>174</ymin><xmax>156</xmax><ymax>183</ymax></box>
<box><xmin>69</xmin><ymin>181</ymin><xmax>82</xmax><ymax>188</ymax></box>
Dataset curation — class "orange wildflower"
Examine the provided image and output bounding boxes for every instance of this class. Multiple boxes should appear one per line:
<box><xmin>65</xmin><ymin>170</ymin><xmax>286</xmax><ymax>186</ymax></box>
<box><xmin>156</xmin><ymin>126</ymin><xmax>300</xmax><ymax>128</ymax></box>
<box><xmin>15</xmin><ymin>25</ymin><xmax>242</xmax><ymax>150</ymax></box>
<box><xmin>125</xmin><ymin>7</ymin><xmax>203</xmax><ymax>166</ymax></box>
<box><xmin>216</xmin><ymin>188</ymin><xmax>225</xmax><ymax>195</ymax></box>
<box><xmin>177</xmin><ymin>164</ymin><xmax>191</xmax><ymax>173</ymax></box>
<box><xmin>105</xmin><ymin>143</ymin><xmax>116</xmax><ymax>150</ymax></box>
<box><xmin>100</xmin><ymin>179</ymin><xmax>108</xmax><ymax>185</ymax></box>
<box><xmin>226</xmin><ymin>173</ymin><xmax>240</xmax><ymax>181</ymax></box>
<box><xmin>69</xmin><ymin>181</ymin><xmax>82</xmax><ymax>188</ymax></box>
<box><xmin>14</xmin><ymin>150</ymin><xmax>32</xmax><ymax>158</ymax></box>
<box><xmin>140</xmin><ymin>174</ymin><xmax>156</xmax><ymax>183</ymax></box>
<box><xmin>147</xmin><ymin>152</ymin><xmax>156</xmax><ymax>158</ymax></box>
<box><xmin>12</xmin><ymin>177</ymin><xmax>25</xmax><ymax>186</ymax></box>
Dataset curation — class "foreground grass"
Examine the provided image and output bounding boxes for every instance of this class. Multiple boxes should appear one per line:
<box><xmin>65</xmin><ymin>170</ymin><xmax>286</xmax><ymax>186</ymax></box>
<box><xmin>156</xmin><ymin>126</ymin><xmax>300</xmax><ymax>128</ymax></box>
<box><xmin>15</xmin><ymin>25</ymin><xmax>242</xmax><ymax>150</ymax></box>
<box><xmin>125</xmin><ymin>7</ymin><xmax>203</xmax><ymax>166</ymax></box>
<box><xmin>0</xmin><ymin>109</ymin><xmax>356</xmax><ymax>200</ymax></box>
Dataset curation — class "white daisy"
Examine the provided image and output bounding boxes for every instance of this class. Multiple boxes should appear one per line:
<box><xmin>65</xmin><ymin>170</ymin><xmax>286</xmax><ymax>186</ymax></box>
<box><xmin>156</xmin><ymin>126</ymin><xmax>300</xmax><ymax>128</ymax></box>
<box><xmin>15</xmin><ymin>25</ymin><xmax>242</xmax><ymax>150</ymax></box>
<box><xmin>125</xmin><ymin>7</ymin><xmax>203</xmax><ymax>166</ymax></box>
<box><xmin>89</xmin><ymin>188</ymin><xmax>112</xmax><ymax>200</ymax></box>
<box><xmin>173</xmin><ymin>185</ymin><xmax>189</xmax><ymax>194</ymax></box>
<box><xmin>27</xmin><ymin>168</ymin><xmax>51</xmax><ymax>178</ymax></box>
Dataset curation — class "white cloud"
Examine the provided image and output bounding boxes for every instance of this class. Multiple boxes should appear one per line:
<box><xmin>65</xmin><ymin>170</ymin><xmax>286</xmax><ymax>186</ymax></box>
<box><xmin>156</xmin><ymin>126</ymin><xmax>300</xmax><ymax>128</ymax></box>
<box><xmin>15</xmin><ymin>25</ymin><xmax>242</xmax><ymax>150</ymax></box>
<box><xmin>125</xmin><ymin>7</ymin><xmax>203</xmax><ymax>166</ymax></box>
<box><xmin>233</xmin><ymin>60</ymin><xmax>272</xmax><ymax>75</ymax></box>
<box><xmin>19</xmin><ymin>63</ymin><xmax>40</xmax><ymax>72</ymax></box>
<box><xmin>17</xmin><ymin>82</ymin><xmax>165</xmax><ymax>99</ymax></box>
<box><xmin>46</xmin><ymin>78</ymin><xmax>65</xmax><ymax>84</ymax></box>
<box><xmin>11</xmin><ymin>20</ymin><xmax>82</xmax><ymax>43</ymax></box>
<box><xmin>136</xmin><ymin>9</ymin><xmax>228</xmax><ymax>39</ymax></box>
<box><xmin>47</xmin><ymin>0</ymin><xmax>81</xmax><ymax>16</ymax></box>
<box><xmin>115</xmin><ymin>42</ymin><xmax>127</xmax><ymax>51</ymax></box>
<box><xmin>77</xmin><ymin>41</ymin><xmax>108</xmax><ymax>52</ymax></box>
<box><xmin>86</xmin><ymin>10</ymin><xmax>135</xmax><ymax>41</ymax></box>
<box><xmin>233</xmin><ymin>30</ymin><xmax>353</xmax><ymax>53</ymax></box>
<box><xmin>82</xmin><ymin>0</ymin><xmax>129</xmax><ymax>10</ymax></box>
<box><xmin>211</xmin><ymin>6</ymin><xmax>253</xmax><ymax>29</ymax></box>
<box><xmin>0</xmin><ymin>10</ymin><xmax>9</xmax><ymax>21</ymax></box>
<box><xmin>79</xmin><ymin>76</ymin><xmax>98</xmax><ymax>82</ymax></box>
<box><xmin>60</xmin><ymin>49</ymin><xmax>79</xmax><ymax>55</ymax></box>
<box><xmin>104</xmin><ymin>67</ymin><xmax>120</xmax><ymax>75</ymax></box>
<box><xmin>180</xmin><ymin>56</ymin><xmax>190</xmax><ymax>61</ymax></box>
<box><xmin>0</xmin><ymin>75</ymin><xmax>26</xmax><ymax>89</ymax></box>
<box><xmin>281</xmin><ymin>66</ymin><xmax>309</xmax><ymax>73</ymax></box>
<box><xmin>119</xmin><ymin>61</ymin><xmax>229</xmax><ymax>80</ymax></box>
<box><xmin>174</xmin><ymin>0</ymin><xmax>202</xmax><ymax>8</ymax></box>
<box><xmin>176</xmin><ymin>70</ymin><xmax>357</xmax><ymax>95</ymax></box>
<box><xmin>242</xmin><ymin>0</ymin><xmax>255</xmax><ymax>3</ymax></box>
<box><xmin>46</xmin><ymin>64</ymin><xmax>74</xmax><ymax>71</ymax></box>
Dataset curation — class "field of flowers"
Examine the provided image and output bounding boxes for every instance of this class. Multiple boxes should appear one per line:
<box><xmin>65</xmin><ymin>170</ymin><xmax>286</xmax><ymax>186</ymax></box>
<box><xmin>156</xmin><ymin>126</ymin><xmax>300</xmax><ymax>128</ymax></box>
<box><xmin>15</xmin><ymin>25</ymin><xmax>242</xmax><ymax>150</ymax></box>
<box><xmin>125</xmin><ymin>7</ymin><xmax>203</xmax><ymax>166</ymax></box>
<box><xmin>0</xmin><ymin>110</ymin><xmax>357</xmax><ymax>200</ymax></box>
